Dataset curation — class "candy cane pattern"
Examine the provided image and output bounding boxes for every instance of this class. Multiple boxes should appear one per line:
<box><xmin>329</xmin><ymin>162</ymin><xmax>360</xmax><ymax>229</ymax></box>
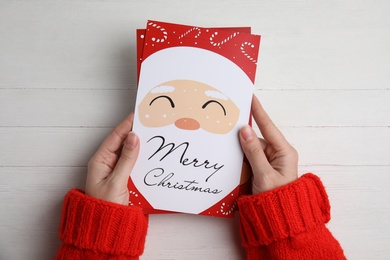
<box><xmin>178</xmin><ymin>27</ymin><xmax>201</xmax><ymax>39</ymax></box>
<box><xmin>210</xmin><ymin>31</ymin><xmax>239</xmax><ymax>47</ymax></box>
<box><xmin>220</xmin><ymin>201</ymin><xmax>236</xmax><ymax>216</ymax></box>
<box><xmin>128</xmin><ymin>190</ymin><xmax>140</xmax><ymax>206</ymax></box>
<box><xmin>148</xmin><ymin>22</ymin><xmax>168</xmax><ymax>43</ymax></box>
<box><xmin>240</xmin><ymin>42</ymin><xmax>257</xmax><ymax>63</ymax></box>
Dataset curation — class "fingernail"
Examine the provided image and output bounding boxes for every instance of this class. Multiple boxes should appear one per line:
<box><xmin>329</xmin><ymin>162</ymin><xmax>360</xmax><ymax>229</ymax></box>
<box><xmin>125</xmin><ymin>132</ymin><xmax>138</xmax><ymax>148</ymax></box>
<box><xmin>241</xmin><ymin>125</ymin><xmax>255</xmax><ymax>141</ymax></box>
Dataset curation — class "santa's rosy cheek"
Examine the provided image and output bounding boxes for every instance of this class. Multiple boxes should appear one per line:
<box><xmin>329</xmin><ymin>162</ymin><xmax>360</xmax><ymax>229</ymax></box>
<box><xmin>199</xmin><ymin>104</ymin><xmax>239</xmax><ymax>134</ymax></box>
<box><xmin>139</xmin><ymin>106</ymin><xmax>176</xmax><ymax>127</ymax></box>
<box><xmin>146</xmin><ymin>111</ymin><xmax>173</xmax><ymax>119</ymax></box>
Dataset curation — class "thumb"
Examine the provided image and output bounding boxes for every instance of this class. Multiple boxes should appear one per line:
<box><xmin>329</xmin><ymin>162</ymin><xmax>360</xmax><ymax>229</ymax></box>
<box><xmin>239</xmin><ymin>125</ymin><xmax>272</xmax><ymax>176</ymax></box>
<box><xmin>111</xmin><ymin>131</ymin><xmax>140</xmax><ymax>183</ymax></box>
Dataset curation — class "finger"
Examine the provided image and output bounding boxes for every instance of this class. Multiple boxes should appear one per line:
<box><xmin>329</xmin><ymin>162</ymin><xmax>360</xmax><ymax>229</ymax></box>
<box><xmin>110</xmin><ymin>132</ymin><xmax>140</xmax><ymax>184</ymax></box>
<box><xmin>239</xmin><ymin>125</ymin><xmax>273</xmax><ymax>174</ymax></box>
<box><xmin>259</xmin><ymin>138</ymin><xmax>267</xmax><ymax>151</ymax></box>
<box><xmin>98</xmin><ymin>113</ymin><xmax>135</xmax><ymax>155</ymax></box>
<box><xmin>251</xmin><ymin>95</ymin><xmax>290</xmax><ymax>150</ymax></box>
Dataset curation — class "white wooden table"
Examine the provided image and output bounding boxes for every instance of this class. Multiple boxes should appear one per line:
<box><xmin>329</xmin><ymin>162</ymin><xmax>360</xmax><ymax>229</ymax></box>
<box><xmin>1</xmin><ymin>1</ymin><xmax>389</xmax><ymax>259</ymax></box>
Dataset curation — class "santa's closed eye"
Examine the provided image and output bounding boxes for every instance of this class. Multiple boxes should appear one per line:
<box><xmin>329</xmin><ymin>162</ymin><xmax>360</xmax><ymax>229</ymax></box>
<box><xmin>149</xmin><ymin>95</ymin><xmax>175</xmax><ymax>108</ymax></box>
<box><xmin>202</xmin><ymin>100</ymin><xmax>227</xmax><ymax>116</ymax></box>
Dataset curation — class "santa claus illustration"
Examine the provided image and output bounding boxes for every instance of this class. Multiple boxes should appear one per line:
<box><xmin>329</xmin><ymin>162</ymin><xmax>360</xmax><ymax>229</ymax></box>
<box><xmin>131</xmin><ymin>47</ymin><xmax>253</xmax><ymax>215</ymax></box>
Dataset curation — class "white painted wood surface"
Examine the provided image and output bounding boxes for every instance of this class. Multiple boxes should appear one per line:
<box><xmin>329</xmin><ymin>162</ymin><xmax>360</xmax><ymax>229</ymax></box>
<box><xmin>0</xmin><ymin>1</ymin><xmax>389</xmax><ymax>259</ymax></box>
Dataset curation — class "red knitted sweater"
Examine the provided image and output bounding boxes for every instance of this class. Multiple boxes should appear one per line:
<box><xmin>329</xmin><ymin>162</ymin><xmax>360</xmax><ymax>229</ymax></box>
<box><xmin>56</xmin><ymin>173</ymin><xmax>345</xmax><ymax>259</ymax></box>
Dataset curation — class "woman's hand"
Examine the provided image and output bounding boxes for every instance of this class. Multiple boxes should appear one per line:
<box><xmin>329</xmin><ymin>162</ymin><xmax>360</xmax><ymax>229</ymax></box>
<box><xmin>85</xmin><ymin>113</ymin><xmax>140</xmax><ymax>205</ymax></box>
<box><xmin>239</xmin><ymin>95</ymin><xmax>298</xmax><ymax>194</ymax></box>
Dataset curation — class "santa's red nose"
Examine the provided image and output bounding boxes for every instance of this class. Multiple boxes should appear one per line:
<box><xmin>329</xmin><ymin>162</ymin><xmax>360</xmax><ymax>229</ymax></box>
<box><xmin>174</xmin><ymin>118</ymin><xmax>200</xmax><ymax>130</ymax></box>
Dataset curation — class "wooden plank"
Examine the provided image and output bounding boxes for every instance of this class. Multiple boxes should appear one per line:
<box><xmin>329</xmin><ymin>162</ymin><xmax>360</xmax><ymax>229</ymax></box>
<box><xmin>0</xmin><ymin>2</ymin><xmax>388</xmax><ymax>90</ymax></box>
<box><xmin>277</xmin><ymin>126</ymin><xmax>390</xmax><ymax>166</ymax></box>
<box><xmin>0</xmin><ymin>2</ymin><xmax>140</xmax><ymax>90</ymax></box>
<box><xmin>256</xmin><ymin>89</ymin><xmax>390</xmax><ymax>127</ymax></box>
<box><xmin>0</xmin><ymin>127</ymin><xmax>110</xmax><ymax>167</ymax></box>
<box><xmin>0</xmin><ymin>166</ymin><xmax>388</xmax><ymax>259</ymax></box>
<box><xmin>0</xmin><ymin>89</ymin><xmax>389</xmax><ymax>127</ymax></box>
<box><xmin>0</xmin><ymin>89</ymin><xmax>137</xmax><ymax>127</ymax></box>
<box><xmin>0</xmin><ymin>127</ymin><xmax>389</xmax><ymax>167</ymax></box>
<box><xmin>0</xmin><ymin>167</ymin><xmax>86</xmax><ymax>260</ymax></box>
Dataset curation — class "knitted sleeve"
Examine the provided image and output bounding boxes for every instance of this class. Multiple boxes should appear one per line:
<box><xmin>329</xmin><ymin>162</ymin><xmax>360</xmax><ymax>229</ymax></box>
<box><xmin>237</xmin><ymin>173</ymin><xmax>346</xmax><ymax>260</ymax></box>
<box><xmin>55</xmin><ymin>189</ymin><xmax>148</xmax><ymax>260</ymax></box>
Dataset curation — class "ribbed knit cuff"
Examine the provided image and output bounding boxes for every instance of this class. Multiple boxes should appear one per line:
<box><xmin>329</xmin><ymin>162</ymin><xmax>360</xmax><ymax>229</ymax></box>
<box><xmin>237</xmin><ymin>173</ymin><xmax>331</xmax><ymax>247</ymax></box>
<box><xmin>58</xmin><ymin>189</ymin><xmax>148</xmax><ymax>257</ymax></box>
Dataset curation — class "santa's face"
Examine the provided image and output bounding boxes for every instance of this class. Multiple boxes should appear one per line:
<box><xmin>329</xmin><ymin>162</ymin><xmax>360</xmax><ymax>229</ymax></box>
<box><xmin>138</xmin><ymin>80</ymin><xmax>239</xmax><ymax>134</ymax></box>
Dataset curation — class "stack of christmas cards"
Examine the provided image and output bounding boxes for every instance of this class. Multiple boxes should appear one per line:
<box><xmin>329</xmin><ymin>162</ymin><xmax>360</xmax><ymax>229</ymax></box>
<box><xmin>128</xmin><ymin>20</ymin><xmax>260</xmax><ymax>218</ymax></box>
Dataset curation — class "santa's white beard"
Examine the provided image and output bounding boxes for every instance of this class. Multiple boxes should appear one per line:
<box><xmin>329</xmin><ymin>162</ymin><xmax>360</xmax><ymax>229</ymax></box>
<box><xmin>131</xmin><ymin>121</ymin><xmax>244</xmax><ymax>214</ymax></box>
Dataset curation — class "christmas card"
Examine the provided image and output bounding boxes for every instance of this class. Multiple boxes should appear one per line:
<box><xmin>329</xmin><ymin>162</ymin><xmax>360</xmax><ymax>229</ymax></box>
<box><xmin>128</xmin><ymin>21</ymin><xmax>260</xmax><ymax>218</ymax></box>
